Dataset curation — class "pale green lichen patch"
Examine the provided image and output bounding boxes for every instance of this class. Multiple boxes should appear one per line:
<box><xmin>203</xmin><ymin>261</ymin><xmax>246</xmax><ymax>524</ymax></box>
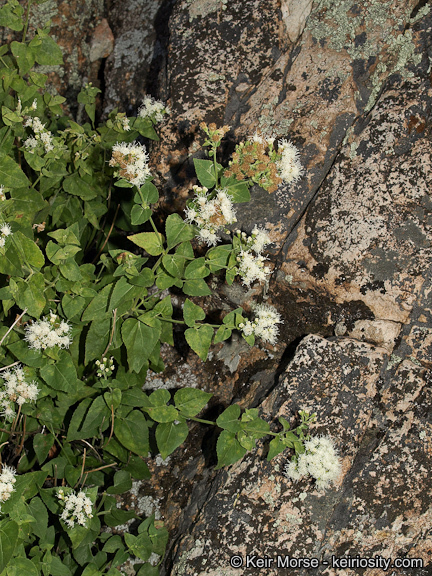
<box><xmin>306</xmin><ymin>0</ymin><xmax>430</xmax><ymax>111</ymax></box>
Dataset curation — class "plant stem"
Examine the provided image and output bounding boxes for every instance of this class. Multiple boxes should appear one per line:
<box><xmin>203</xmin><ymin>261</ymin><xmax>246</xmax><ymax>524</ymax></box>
<box><xmin>22</xmin><ymin>0</ymin><xmax>33</xmax><ymax>43</ymax></box>
<box><xmin>187</xmin><ymin>416</ymin><xmax>216</xmax><ymax>426</ymax></box>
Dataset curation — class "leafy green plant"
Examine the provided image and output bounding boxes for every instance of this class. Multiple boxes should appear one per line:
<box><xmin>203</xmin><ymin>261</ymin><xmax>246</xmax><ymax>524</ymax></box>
<box><xmin>0</xmin><ymin>1</ymin><xmax>319</xmax><ymax>574</ymax></box>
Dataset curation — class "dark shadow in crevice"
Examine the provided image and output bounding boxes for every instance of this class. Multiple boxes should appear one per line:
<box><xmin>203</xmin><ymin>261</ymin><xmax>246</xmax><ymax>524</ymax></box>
<box><xmin>145</xmin><ymin>0</ymin><xmax>178</xmax><ymax>98</ymax></box>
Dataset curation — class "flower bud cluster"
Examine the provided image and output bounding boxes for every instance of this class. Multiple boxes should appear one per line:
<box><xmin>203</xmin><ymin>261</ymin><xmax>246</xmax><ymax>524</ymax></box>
<box><xmin>23</xmin><ymin>116</ymin><xmax>54</xmax><ymax>154</ymax></box>
<box><xmin>185</xmin><ymin>186</ymin><xmax>237</xmax><ymax>246</ymax></box>
<box><xmin>0</xmin><ymin>465</ymin><xmax>17</xmax><ymax>506</ymax></box>
<box><xmin>284</xmin><ymin>435</ymin><xmax>342</xmax><ymax>490</ymax></box>
<box><xmin>234</xmin><ymin>226</ymin><xmax>272</xmax><ymax>287</ymax></box>
<box><xmin>138</xmin><ymin>96</ymin><xmax>170</xmax><ymax>123</ymax></box>
<box><xmin>0</xmin><ymin>185</ymin><xmax>6</xmax><ymax>202</ymax></box>
<box><xmin>0</xmin><ymin>365</ymin><xmax>39</xmax><ymax>421</ymax></box>
<box><xmin>0</xmin><ymin>223</ymin><xmax>12</xmax><ymax>248</ymax></box>
<box><xmin>57</xmin><ymin>488</ymin><xmax>94</xmax><ymax>528</ymax></box>
<box><xmin>239</xmin><ymin>303</ymin><xmax>282</xmax><ymax>345</ymax></box>
<box><xmin>109</xmin><ymin>142</ymin><xmax>151</xmax><ymax>188</ymax></box>
<box><xmin>224</xmin><ymin>132</ymin><xmax>302</xmax><ymax>192</ymax></box>
<box><xmin>199</xmin><ymin>122</ymin><xmax>230</xmax><ymax>149</ymax></box>
<box><xmin>24</xmin><ymin>311</ymin><xmax>72</xmax><ymax>350</ymax></box>
<box><xmin>95</xmin><ymin>356</ymin><xmax>115</xmax><ymax>379</ymax></box>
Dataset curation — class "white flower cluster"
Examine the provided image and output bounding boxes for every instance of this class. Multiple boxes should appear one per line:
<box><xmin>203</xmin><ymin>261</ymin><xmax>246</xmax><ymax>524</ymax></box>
<box><xmin>24</xmin><ymin>311</ymin><xmax>72</xmax><ymax>350</ymax></box>
<box><xmin>95</xmin><ymin>356</ymin><xmax>115</xmax><ymax>378</ymax></box>
<box><xmin>109</xmin><ymin>142</ymin><xmax>151</xmax><ymax>188</ymax></box>
<box><xmin>0</xmin><ymin>465</ymin><xmax>17</xmax><ymax>506</ymax></box>
<box><xmin>23</xmin><ymin>116</ymin><xmax>54</xmax><ymax>153</ymax></box>
<box><xmin>138</xmin><ymin>96</ymin><xmax>170</xmax><ymax>123</ymax></box>
<box><xmin>0</xmin><ymin>223</ymin><xmax>12</xmax><ymax>248</ymax></box>
<box><xmin>185</xmin><ymin>186</ymin><xmax>237</xmax><ymax>246</ymax></box>
<box><xmin>277</xmin><ymin>139</ymin><xmax>303</xmax><ymax>184</ymax></box>
<box><xmin>239</xmin><ymin>303</ymin><xmax>282</xmax><ymax>345</ymax></box>
<box><xmin>235</xmin><ymin>227</ymin><xmax>272</xmax><ymax>287</ymax></box>
<box><xmin>57</xmin><ymin>488</ymin><xmax>94</xmax><ymax>528</ymax></box>
<box><xmin>284</xmin><ymin>435</ymin><xmax>342</xmax><ymax>490</ymax></box>
<box><xmin>0</xmin><ymin>365</ymin><xmax>39</xmax><ymax>421</ymax></box>
<box><xmin>0</xmin><ymin>185</ymin><xmax>5</xmax><ymax>202</ymax></box>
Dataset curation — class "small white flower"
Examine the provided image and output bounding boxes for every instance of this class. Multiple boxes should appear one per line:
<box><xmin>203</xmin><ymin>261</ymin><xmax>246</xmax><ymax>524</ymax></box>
<box><xmin>277</xmin><ymin>139</ymin><xmax>303</xmax><ymax>184</ymax></box>
<box><xmin>0</xmin><ymin>224</ymin><xmax>12</xmax><ymax>237</ymax></box>
<box><xmin>57</xmin><ymin>488</ymin><xmax>94</xmax><ymax>528</ymax></box>
<box><xmin>24</xmin><ymin>313</ymin><xmax>72</xmax><ymax>350</ymax></box>
<box><xmin>0</xmin><ymin>465</ymin><xmax>16</xmax><ymax>506</ymax></box>
<box><xmin>138</xmin><ymin>96</ymin><xmax>169</xmax><ymax>123</ymax></box>
<box><xmin>0</xmin><ymin>186</ymin><xmax>5</xmax><ymax>201</ymax></box>
<box><xmin>109</xmin><ymin>141</ymin><xmax>151</xmax><ymax>188</ymax></box>
<box><xmin>237</xmin><ymin>250</ymin><xmax>269</xmax><ymax>287</ymax></box>
<box><xmin>23</xmin><ymin>136</ymin><xmax>38</xmax><ymax>152</ymax></box>
<box><xmin>284</xmin><ymin>435</ymin><xmax>341</xmax><ymax>490</ymax></box>
<box><xmin>239</xmin><ymin>303</ymin><xmax>282</xmax><ymax>345</ymax></box>
<box><xmin>1</xmin><ymin>365</ymin><xmax>39</xmax><ymax>410</ymax></box>
<box><xmin>31</xmin><ymin>99</ymin><xmax>37</xmax><ymax>111</ymax></box>
<box><xmin>185</xmin><ymin>187</ymin><xmax>236</xmax><ymax>246</ymax></box>
<box><xmin>249</xmin><ymin>226</ymin><xmax>271</xmax><ymax>254</ymax></box>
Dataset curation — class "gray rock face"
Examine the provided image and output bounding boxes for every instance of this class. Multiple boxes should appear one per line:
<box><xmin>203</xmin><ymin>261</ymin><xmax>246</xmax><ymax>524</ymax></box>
<box><xmin>167</xmin><ymin>335</ymin><xmax>432</xmax><ymax>575</ymax></box>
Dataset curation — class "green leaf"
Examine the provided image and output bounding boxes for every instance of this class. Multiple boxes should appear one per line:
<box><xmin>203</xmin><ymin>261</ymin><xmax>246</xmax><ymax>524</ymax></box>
<box><xmin>110</xmin><ymin>277</ymin><xmax>141</xmax><ymax>313</ymax></box>
<box><xmin>27</xmin><ymin>497</ymin><xmax>48</xmax><ymax>540</ymax></box>
<box><xmin>0</xmin><ymin>152</ymin><xmax>30</xmax><ymax>188</ymax></box>
<box><xmin>115</xmin><ymin>410</ymin><xmax>149</xmax><ymax>455</ymax></box>
<box><xmin>130</xmin><ymin>204</ymin><xmax>151</xmax><ymax>226</ymax></box>
<box><xmin>0</xmin><ymin>242</ymin><xmax>23</xmax><ymax>277</ymax></box>
<box><xmin>40</xmin><ymin>351</ymin><xmax>79</xmax><ymax>393</ymax></box>
<box><xmin>0</xmin><ymin>520</ymin><xmax>18</xmax><ymax>572</ymax></box>
<box><xmin>156</xmin><ymin>420</ymin><xmax>189</xmax><ymax>460</ymax></box>
<box><xmin>85</xmin><ymin>316</ymin><xmax>112</xmax><ymax>364</ymax></box>
<box><xmin>33</xmin><ymin>433</ymin><xmax>55</xmax><ymax>465</ymax></box>
<box><xmin>82</xmin><ymin>284</ymin><xmax>112</xmax><ymax>322</ymax></box>
<box><xmin>123</xmin><ymin>455</ymin><xmax>151</xmax><ymax>480</ymax></box>
<box><xmin>222</xmin><ymin>178</ymin><xmax>251</xmax><ymax>203</ymax></box>
<box><xmin>183</xmin><ymin>278</ymin><xmax>212</xmax><ymax>296</ymax></box>
<box><xmin>128</xmin><ymin>232</ymin><xmax>164</xmax><ymax>256</ymax></box>
<box><xmin>184</xmin><ymin>324</ymin><xmax>214</xmax><ymax>361</ymax></box>
<box><xmin>161</xmin><ymin>253</ymin><xmax>186</xmax><ymax>278</ymax></box>
<box><xmin>121</xmin><ymin>318</ymin><xmax>160</xmax><ymax>373</ymax></box>
<box><xmin>16</xmin><ymin>272</ymin><xmax>46</xmax><ymax>317</ymax></box>
<box><xmin>80</xmin><ymin>395</ymin><xmax>110</xmax><ymax>437</ymax></box>
<box><xmin>12</xmin><ymin>231</ymin><xmax>45</xmax><ymax>269</ymax></box>
<box><xmin>215</xmin><ymin>430</ymin><xmax>247</xmax><ymax>469</ymax></box>
<box><xmin>174</xmin><ymin>388</ymin><xmax>212</xmax><ymax>418</ymax></box>
<box><xmin>213</xmin><ymin>325</ymin><xmax>232</xmax><ymax>344</ymax></box>
<box><xmin>11</xmin><ymin>41</ymin><xmax>35</xmax><ymax>74</ymax></box>
<box><xmin>206</xmin><ymin>245</ymin><xmax>231</xmax><ymax>272</ymax></box>
<box><xmin>62</xmin><ymin>294</ymin><xmax>86</xmax><ymax>320</ymax></box>
<box><xmin>125</xmin><ymin>533</ymin><xmax>152</xmax><ymax>561</ymax></box>
<box><xmin>216</xmin><ymin>405</ymin><xmax>242</xmax><ymax>432</ymax></box>
<box><xmin>9</xmin><ymin>188</ymin><xmax>46</xmax><ymax>223</ymax></box>
<box><xmin>139</xmin><ymin>180</ymin><xmax>159</xmax><ymax>204</ymax></box>
<box><xmin>193</xmin><ymin>158</ymin><xmax>217</xmax><ymax>188</ymax></box>
<box><xmin>30</xmin><ymin>32</ymin><xmax>63</xmax><ymax>66</ymax></box>
<box><xmin>6</xmin><ymin>556</ymin><xmax>39</xmax><ymax>576</ymax></box>
<box><xmin>183</xmin><ymin>298</ymin><xmax>205</xmax><ymax>327</ymax></box>
<box><xmin>144</xmin><ymin>389</ymin><xmax>178</xmax><ymax>423</ymax></box>
<box><xmin>63</xmin><ymin>173</ymin><xmax>97</xmax><ymax>201</ymax></box>
<box><xmin>165</xmin><ymin>213</ymin><xmax>196</xmax><ymax>250</ymax></box>
<box><xmin>184</xmin><ymin>257</ymin><xmax>210</xmax><ymax>279</ymax></box>
<box><xmin>107</xmin><ymin>470</ymin><xmax>132</xmax><ymax>495</ymax></box>
<box><xmin>267</xmin><ymin>436</ymin><xmax>287</xmax><ymax>461</ymax></box>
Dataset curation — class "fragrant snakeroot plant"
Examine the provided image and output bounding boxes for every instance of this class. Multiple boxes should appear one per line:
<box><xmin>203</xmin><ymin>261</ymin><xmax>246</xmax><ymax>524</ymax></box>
<box><xmin>0</xmin><ymin>1</ymin><xmax>339</xmax><ymax>573</ymax></box>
